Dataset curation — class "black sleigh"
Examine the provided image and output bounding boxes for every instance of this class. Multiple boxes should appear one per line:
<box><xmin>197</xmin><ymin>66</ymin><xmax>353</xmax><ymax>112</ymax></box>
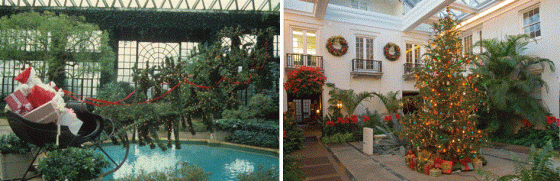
<box><xmin>5</xmin><ymin>101</ymin><xmax>129</xmax><ymax>181</ymax></box>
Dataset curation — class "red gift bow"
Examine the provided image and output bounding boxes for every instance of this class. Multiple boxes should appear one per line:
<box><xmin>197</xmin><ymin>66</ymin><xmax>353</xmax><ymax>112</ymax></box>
<box><xmin>434</xmin><ymin>158</ymin><xmax>444</xmax><ymax>168</ymax></box>
<box><xmin>406</xmin><ymin>150</ymin><xmax>414</xmax><ymax>156</ymax></box>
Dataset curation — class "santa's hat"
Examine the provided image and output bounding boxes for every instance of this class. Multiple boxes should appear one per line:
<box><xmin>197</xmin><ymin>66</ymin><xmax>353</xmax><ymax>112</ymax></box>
<box><xmin>14</xmin><ymin>67</ymin><xmax>35</xmax><ymax>84</ymax></box>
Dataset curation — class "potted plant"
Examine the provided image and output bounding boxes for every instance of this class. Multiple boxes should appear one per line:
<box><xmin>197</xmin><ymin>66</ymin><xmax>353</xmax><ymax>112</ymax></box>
<box><xmin>0</xmin><ymin>133</ymin><xmax>36</xmax><ymax>180</ymax></box>
<box><xmin>37</xmin><ymin>147</ymin><xmax>110</xmax><ymax>181</ymax></box>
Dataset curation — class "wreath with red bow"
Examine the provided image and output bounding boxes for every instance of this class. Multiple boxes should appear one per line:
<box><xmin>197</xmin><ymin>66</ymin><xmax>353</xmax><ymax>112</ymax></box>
<box><xmin>384</xmin><ymin>42</ymin><xmax>401</xmax><ymax>61</ymax></box>
<box><xmin>326</xmin><ymin>36</ymin><xmax>348</xmax><ymax>56</ymax></box>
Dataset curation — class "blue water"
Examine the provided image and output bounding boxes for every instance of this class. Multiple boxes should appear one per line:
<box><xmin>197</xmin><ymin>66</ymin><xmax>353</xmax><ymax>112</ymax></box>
<box><xmin>98</xmin><ymin>143</ymin><xmax>279</xmax><ymax>181</ymax></box>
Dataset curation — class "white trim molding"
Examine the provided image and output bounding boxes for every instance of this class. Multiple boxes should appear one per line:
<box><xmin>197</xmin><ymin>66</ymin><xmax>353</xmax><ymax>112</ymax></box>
<box><xmin>324</xmin><ymin>4</ymin><xmax>402</xmax><ymax>31</ymax></box>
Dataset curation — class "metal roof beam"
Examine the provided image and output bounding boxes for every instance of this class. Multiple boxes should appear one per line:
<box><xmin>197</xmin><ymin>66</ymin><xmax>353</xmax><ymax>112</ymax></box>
<box><xmin>313</xmin><ymin>0</ymin><xmax>328</xmax><ymax>19</ymax></box>
<box><xmin>402</xmin><ymin>0</ymin><xmax>455</xmax><ymax>31</ymax></box>
<box><xmin>450</xmin><ymin>2</ymin><xmax>475</xmax><ymax>14</ymax></box>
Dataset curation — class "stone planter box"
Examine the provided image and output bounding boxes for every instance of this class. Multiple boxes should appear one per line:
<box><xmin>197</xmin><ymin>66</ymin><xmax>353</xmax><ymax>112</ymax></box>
<box><xmin>0</xmin><ymin>152</ymin><xmax>34</xmax><ymax>180</ymax></box>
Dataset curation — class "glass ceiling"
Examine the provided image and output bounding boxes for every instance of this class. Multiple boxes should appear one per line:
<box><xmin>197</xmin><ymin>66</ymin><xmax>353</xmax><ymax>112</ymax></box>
<box><xmin>404</xmin><ymin>0</ymin><xmax>496</xmax><ymax>20</ymax></box>
<box><xmin>0</xmin><ymin>0</ymin><xmax>280</xmax><ymax>12</ymax></box>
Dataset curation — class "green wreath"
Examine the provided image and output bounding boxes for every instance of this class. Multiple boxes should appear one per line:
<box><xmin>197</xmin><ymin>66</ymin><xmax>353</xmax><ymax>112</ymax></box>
<box><xmin>326</xmin><ymin>36</ymin><xmax>348</xmax><ymax>56</ymax></box>
<box><xmin>384</xmin><ymin>42</ymin><xmax>401</xmax><ymax>61</ymax></box>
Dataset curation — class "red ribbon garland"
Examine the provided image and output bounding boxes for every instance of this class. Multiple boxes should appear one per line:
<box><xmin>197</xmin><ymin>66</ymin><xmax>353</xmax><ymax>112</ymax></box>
<box><xmin>61</xmin><ymin>43</ymin><xmax>269</xmax><ymax>106</ymax></box>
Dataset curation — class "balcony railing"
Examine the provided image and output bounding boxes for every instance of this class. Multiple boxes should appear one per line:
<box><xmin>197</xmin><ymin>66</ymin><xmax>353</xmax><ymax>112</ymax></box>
<box><xmin>404</xmin><ymin>63</ymin><xmax>424</xmax><ymax>74</ymax></box>
<box><xmin>403</xmin><ymin>63</ymin><xmax>424</xmax><ymax>80</ymax></box>
<box><xmin>285</xmin><ymin>53</ymin><xmax>324</xmax><ymax>70</ymax></box>
<box><xmin>351</xmin><ymin>59</ymin><xmax>382</xmax><ymax>78</ymax></box>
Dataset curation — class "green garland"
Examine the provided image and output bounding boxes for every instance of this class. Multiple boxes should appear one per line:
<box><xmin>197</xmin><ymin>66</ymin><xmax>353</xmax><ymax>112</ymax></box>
<box><xmin>326</xmin><ymin>36</ymin><xmax>348</xmax><ymax>56</ymax></box>
<box><xmin>384</xmin><ymin>42</ymin><xmax>400</xmax><ymax>61</ymax></box>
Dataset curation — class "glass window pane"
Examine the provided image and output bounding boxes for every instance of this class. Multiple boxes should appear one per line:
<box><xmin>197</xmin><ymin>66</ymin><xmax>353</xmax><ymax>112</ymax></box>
<box><xmin>306</xmin><ymin>33</ymin><xmax>316</xmax><ymax>55</ymax></box>
<box><xmin>366</xmin><ymin>38</ymin><xmax>373</xmax><ymax>60</ymax></box>
<box><xmin>356</xmin><ymin>37</ymin><xmax>363</xmax><ymax>59</ymax></box>
<box><xmin>292</xmin><ymin>30</ymin><xmax>304</xmax><ymax>54</ymax></box>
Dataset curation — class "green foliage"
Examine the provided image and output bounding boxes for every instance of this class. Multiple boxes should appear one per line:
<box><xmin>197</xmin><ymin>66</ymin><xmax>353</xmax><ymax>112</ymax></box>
<box><xmin>321</xmin><ymin>133</ymin><xmax>354</xmax><ymax>144</ymax></box>
<box><xmin>0</xmin><ymin>102</ymin><xmax>6</xmax><ymax>118</ymax></box>
<box><xmin>0</xmin><ymin>11</ymin><xmax>115</xmax><ymax>88</ymax></box>
<box><xmin>216</xmin><ymin>119</ymin><xmax>278</xmax><ymax>148</ymax></box>
<box><xmin>283</xmin><ymin>155</ymin><xmax>305</xmax><ymax>181</ymax></box>
<box><xmin>222</xmin><ymin>94</ymin><xmax>278</xmax><ymax>120</ymax></box>
<box><xmin>473</xmin><ymin>34</ymin><xmax>554</xmax><ymax>132</ymax></box>
<box><xmin>37</xmin><ymin>147</ymin><xmax>110</xmax><ymax>181</ymax></box>
<box><xmin>479</xmin><ymin>140</ymin><xmax>560</xmax><ymax>181</ymax></box>
<box><xmin>361</xmin><ymin>109</ymin><xmax>383</xmax><ymax>132</ymax></box>
<box><xmin>283</xmin><ymin>113</ymin><xmax>304</xmax><ymax>155</ymax></box>
<box><xmin>227</xmin><ymin>130</ymin><xmax>278</xmax><ymax>149</ymax></box>
<box><xmin>99</xmin><ymin>26</ymin><xmax>277</xmax><ymax>150</ymax></box>
<box><xmin>115</xmin><ymin>162</ymin><xmax>211</xmax><ymax>181</ymax></box>
<box><xmin>236</xmin><ymin>166</ymin><xmax>279</xmax><ymax>181</ymax></box>
<box><xmin>0</xmin><ymin>133</ymin><xmax>34</xmax><ymax>154</ymax></box>
<box><xmin>326</xmin><ymin>83</ymin><xmax>373</xmax><ymax>115</ymax></box>
<box><xmin>488</xmin><ymin>126</ymin><xmax>560</xmax><ymax>150</ymax></box>
<box><xmin>215</xmin><ymin>119</ymin><xmax>278</xmax><ymax>134</ymax></box>
<box><xmin>371</xmin><ymin>91</ymin><xmax>402</xmax><ymax>114</ymax></box>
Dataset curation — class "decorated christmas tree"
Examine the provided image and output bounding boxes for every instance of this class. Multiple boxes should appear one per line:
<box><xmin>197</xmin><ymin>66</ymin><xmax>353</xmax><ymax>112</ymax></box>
<box><xmin>401</xmin><ymin>7</ymin><xmax>486</xmax><ymax>174</ymax></box>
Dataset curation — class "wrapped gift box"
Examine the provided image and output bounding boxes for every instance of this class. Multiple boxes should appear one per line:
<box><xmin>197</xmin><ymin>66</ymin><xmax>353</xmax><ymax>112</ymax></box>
<box><xmin>441</xmin><ymin>160</ymin><xmax>453</xmax><ymax>174</ymax></box>
<box><xmin>23</xmin><ymin>101</ymin><xmax>59</xmax><ymax>124</ymax></box>
<box><xmin>430</xmin><ymin>168</ymin><xmax>442</xmax><ymax>177</ymax></box>
<box><xmin>58</xmin><ymin>111</ymin><xmax>83</xmax><ymax>135</ymax></box>
<box><xmin>4</xmin><ymin>90</ymin><xmax>33</xmax><ymax>115</ymax></box>
<box><xmin>473</xmin><ymin>160</ymin><xmax>483</xmax><ymax>169</ymax></box>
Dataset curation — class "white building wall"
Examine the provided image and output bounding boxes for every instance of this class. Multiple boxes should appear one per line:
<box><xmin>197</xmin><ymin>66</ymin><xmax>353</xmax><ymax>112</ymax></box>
<box><xmin>284</xmin><ymin>3</ymin><xmax>430</xmax><ymax>116</ymax></box>
<box><xmin>459</xmin><ymin>0</ymin><xmax>560</xmax><ymax>117</ymax></box>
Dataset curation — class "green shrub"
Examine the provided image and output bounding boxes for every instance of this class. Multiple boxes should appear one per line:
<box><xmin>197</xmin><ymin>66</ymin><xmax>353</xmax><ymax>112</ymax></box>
<box><xmin>283</xmin><ymin>155</ymin><xmax>304</xmax><ymax>181</ymax></box>
<box><xmin>283</xmin><ymin>113</ymin><xmax>303</xmax><ymax>155</ymax></box>
<box><xmin>478</xmin><ymin>140</ymin><xmax>560</xmax><ymax>181</ymax></box>
<box><xmin>236</xmin><ymin>166</ymin><xmax>279</xmax><ymax>181</ymax></box>
<box><xmin>215</xmin><ymin>119</ymin><xmax>278</xmax><ymax>134</ymax></box>
<box><xmin>222</xmin><ymin>94</ymin><xmax>278</xmax><ymax>120</ymax></box>
<box><xmin>488</xmin><ymin>126</ymin><xmax>560</xmax><ymax>151</ymax></box>
<box><xmin>0</xmin><ymin>133</ymin><xmax>35</xmax><ymax>154</ymax></box>
<box><xmin>38</xmin><ymin>147</ymin><xmax>110</xmax><ymax>181</ymax></box>
<box><xmin>321</xmin><ymin>133</ymin><xmax>354</xmax><ymax>144</ymax></box>
<box><xmin>0</xmin><ymin>101</ymin><xmax>6</xmax><ymax>118</ymax></box>
<box><xmin>115</xmin><ymin>162</ymin><xmax>211</xmax><ymax>181</ymax></box>
<box><xmin>227</xmin><ymin>130</ymin><xmax>278</xmax><ymax>149</ymax></box>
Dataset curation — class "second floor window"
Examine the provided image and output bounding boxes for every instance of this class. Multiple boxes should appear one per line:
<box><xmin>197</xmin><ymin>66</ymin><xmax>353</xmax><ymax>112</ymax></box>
<box><xmin>463</xmin><ymin>35</ymin><xmax>472</xmax><ymax>55</ymax></box>
<box><xmin>356</xmin><ymin>37</ymin><xmax>374</xmax><ymax>60</ymax></box>
<box><xmin>406</xmin><ymin>43</ymin><xmax>421</xmax><ymax>64</ymax></box>
<box><xmin>523</xmin><ymin>6</ymin><xmax>540</xmax><ymax>38</ymax></box>
<box><xmin>292</xmin><ymin>29</ymin><xmax>316</xmax><ymax>55</ymax></box>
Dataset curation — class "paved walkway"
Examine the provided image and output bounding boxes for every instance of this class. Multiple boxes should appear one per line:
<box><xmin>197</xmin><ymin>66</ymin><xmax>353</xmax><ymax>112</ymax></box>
<box><xmin>291</xmin><ymin>128</ymin><xmax>352</xmax><ymax>181</ymax></box>
<box><xmin>325</xmin><ymin>141</ymin><xmax>560</xmax><ymax>181</ymax></box>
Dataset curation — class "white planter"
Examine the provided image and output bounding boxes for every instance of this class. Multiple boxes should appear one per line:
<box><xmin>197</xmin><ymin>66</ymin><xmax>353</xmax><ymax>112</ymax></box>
<box><xmin>0</xmin><ymin>152</ymin><xmax>34</xmax><ymax>180</ymax></box>
<box><xmin>363</xmin><ymin>127</ymin><xmax>374</xmax><ymax>155</ymax></box>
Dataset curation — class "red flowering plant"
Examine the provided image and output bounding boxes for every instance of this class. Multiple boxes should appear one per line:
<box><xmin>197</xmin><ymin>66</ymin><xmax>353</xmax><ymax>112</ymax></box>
<box><xmin>322</xmin><ymin>113</ymin><xmax>370</xmax><ymax>139</ymax></box>
<box><xmin>284</xmin><ymin>66</ymin><xmax>327</xmax><ymax>97</ymax></box>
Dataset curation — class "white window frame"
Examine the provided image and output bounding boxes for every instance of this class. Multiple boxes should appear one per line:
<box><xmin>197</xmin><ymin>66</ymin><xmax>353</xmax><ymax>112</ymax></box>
<box><xmin>521</xmin><ymin>4</ymin><xmax>541</xmax><ymax>39</ymax></box>
<box><xmin>351</xmin><ymin>0</ymin><xmax>368</xmax><ymax>11</ymax></box>
<box><xmin>405</xmin><ymin>43</ymin><xmax>422</xmax><ymax>65</ymax></box>
<box><xmin>354</xmin><ymin>36</ymin><xmax>376</xmax><ymax>72</ymax></box>
<box><xmin>290</xmin><ymin>28</ymin><xmax>317</xmax><ymax>55</ymax></box>
<box><xmin>463</xmin><ymin>34</ymin><xmax>473</xmax><ymax>55</ymax></box>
